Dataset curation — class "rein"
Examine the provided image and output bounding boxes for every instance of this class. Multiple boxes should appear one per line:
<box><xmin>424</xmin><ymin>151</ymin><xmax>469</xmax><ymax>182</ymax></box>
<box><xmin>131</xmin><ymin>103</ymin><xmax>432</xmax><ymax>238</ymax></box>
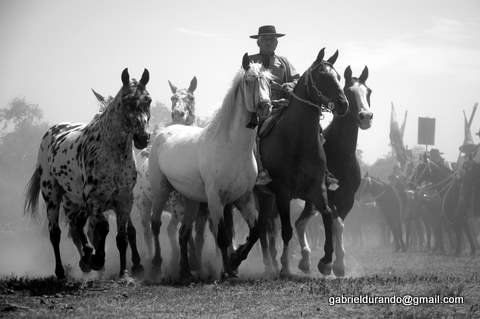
<box><xmin>288</xmin><ymin>62</ymin><xmax>335</xmax><ymax>114</ymax></box>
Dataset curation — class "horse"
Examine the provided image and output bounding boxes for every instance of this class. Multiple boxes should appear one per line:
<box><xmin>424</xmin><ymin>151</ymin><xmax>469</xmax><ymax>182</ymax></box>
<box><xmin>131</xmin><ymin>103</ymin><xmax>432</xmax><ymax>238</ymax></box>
<box><xmin>148</xmin><ymin>53</ymin><xmax>272</xmax><ymax>279</ymax></box>
<box><xmin>24</xmin><ymin>68</ymin><xmax>151</xmax><ymax>279</ymax></box>
<box><xmin>292</xmin><ymin>65</ymin><xmax>372</xmax><ymax>277</ymax></box>
<box><xmin>93</xmin><ymin>78</ymin><xmax>205</xmax><ymax>271</ymax></box>
<box><xmin>435</xmin><ymin>155</ymin><xmax>479</xmax><ymax>256</ymax></box>
<box><xmin>228</xmin><ymin>48</ymin><xmax>350</xmax><ymax>276</ymax></box>
<box><xmin>357</xmin><ymin>175</ymin><xmax>406</xmax><ymax>252</ymax></box>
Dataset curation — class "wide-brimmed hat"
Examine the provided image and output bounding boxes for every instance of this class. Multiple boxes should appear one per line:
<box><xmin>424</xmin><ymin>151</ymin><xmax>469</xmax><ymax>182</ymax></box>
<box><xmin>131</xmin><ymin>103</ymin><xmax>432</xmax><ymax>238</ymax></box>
<box><xmin>250</xmin><ymin>25</ymin><xmax>285</xmax><ymax>39</ymax></box>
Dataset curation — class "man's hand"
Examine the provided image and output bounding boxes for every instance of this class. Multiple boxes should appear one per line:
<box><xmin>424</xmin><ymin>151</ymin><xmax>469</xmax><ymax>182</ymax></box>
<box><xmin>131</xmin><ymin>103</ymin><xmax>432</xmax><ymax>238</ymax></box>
<box><xmin>272</xmin><ymin>81</ymin><xmax>295</xmax><ymax>94</ymax></box>
<box><xmin>281</xmin><ymin>82</ymin><xmax>295</xmax><ymax>94</ymax></box>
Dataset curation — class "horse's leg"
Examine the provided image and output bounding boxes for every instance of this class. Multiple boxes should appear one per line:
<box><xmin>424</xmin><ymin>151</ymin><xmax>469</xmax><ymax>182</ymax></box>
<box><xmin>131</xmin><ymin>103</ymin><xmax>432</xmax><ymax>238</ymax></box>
<box><xmin>192</xmin><ymin>204</ymin><xmax>208</xmax><ymax>270</ymax></box>
<box><xmin>140</xmin><ymin>197</ymin><xmax>153</xmax><ymax>259</ymax></box>
<box><xmin>150</xmin><ymin>170</ymin><xmax>173</xmax><ymax>270</ymax></box>
<box><xmin>179</xmin><ymin>199</ymin><xmax>199</xmax><ymax>281</ymax></box>
<box><xmin>318</xmin><ymin>212</ymin><xmax>333</xmax><ymax>276</ymax></box>
<box><xmin>127</xmin><ymin>216</ymin><xmax>144</xmax><ymax>275</ymax></box>
<box><xmin>271</xmin><ymin>188</ymin><xmax>293</xmax><ymax>276</ymax></box>
<box><xmin>43</xmin><ymin>186</ymin><xmax>65</xmax><ymax>279</ymax></box>
<box><xmin>294</xmin><ymin>201</ymin><xmax>315</xmax><ymax>273</ymax></box>
<box><xmin>230</xmin><ymin>190</ymin><xmax>266</xmax><ymax>272</ymax></box>
<box><xmin>218</xmin><ymin>204</ymin><xmax>235</xmax><ymax>278</ymax></box>
<box><xmin>167</xmin><ymin>212</ymin><xmax>180</xmax><ymax>270</ymax></box>
<box><xmin>259</xmin><ymin>220</ymin><xmax>273</xmax><ymax>275</ymax></box>
<box><xmin>115</xmin><ymin>206</ymin><xmax>131</xmax><ymax>278</ymax></box>
<box><xmin>268</xmin><ymin>219</ymin><xmax>280</xmax><ymax>274</ymax></box>
<box><xmin>88</xmin><ymin>212</ymin><xmax>109</xmax><ymax>272</ymax></box>
<box><xmin>332</xmin><ymin>215</ymin><xmax>346</xmax><ymax>277</ymax></box>
<box><xmin>67</xmin><ymin>209</ymin><xmax>92</xmax><ymax>273</ymax></box>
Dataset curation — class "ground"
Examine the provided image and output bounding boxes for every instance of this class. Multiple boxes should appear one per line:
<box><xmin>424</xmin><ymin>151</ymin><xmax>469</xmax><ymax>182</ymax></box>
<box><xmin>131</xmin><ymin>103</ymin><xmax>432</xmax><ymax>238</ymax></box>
<box><xmin>1</xmin><ymin>246</ymin><xmax>479</xmax><ymax>319</ymax></box>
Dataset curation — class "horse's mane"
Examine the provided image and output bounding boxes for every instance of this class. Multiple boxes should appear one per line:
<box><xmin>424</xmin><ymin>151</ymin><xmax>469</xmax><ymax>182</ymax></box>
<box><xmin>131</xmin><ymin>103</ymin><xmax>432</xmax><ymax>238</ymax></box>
<box><xmin>204</xmin><ymin>62</ymin><xmax>270</xmax><ymax>136</ymax></box>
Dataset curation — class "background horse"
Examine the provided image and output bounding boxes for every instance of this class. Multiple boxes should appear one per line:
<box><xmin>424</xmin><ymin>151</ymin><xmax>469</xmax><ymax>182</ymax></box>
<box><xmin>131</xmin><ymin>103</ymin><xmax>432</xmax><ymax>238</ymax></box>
<box><xmin>230</xmin><ymin>48</ymin><xmax>349</xmax><ymax>276</ymax></box>
<box><xmin>358</xmin><ymin>175</ymin><xmax>406</xmax><ymax>252</ymax></box>
<box><xmin>293</xmin><ymin>65</ymin><xmax>372</xmax><ymax>277</ymax></box>
<box><xmin>148</xmin><ymin>53</ymin><xmax>272</xmax><ymax>279</ymax></box>
<box><xmin>24</xmin><ymin>68</ymin><xmax>151</xmax><ymax>279</ymax></box>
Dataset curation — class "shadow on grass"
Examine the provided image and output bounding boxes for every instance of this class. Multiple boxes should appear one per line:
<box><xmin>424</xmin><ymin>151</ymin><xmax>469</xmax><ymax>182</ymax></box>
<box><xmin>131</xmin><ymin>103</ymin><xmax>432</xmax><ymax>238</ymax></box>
<box><xmin>0</xmin><ymin>276</ymin><xmax>85</xmax><ymax>296</ymax></box>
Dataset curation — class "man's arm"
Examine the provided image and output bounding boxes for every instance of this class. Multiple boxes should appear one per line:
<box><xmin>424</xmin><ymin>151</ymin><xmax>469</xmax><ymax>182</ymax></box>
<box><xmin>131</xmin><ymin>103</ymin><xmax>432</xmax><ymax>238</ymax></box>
<box><xmin>278</xmin><ymin>56</ymin><xmax>300</xmax><ymax>93</ymax></box>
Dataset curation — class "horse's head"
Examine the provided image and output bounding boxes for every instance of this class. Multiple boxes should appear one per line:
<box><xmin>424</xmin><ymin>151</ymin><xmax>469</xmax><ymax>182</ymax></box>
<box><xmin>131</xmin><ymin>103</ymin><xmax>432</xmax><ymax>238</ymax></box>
<box><xmin>299</xmin><ymin>48</ymin><xmax>349</xmax><ymax>116</ymax></box>
<box><xmin>169</xmin><ymin>76</ymin><xmax>197</xmax><ymax>125</ymax></box>
<box><xmin>241</xmin><ymin>53</ymin><xmax>272</xmax><ymax>126</ymax></box>
<box><xmin>119</xmin><ymin>68</ymin><xmax>152</xmax><ymax>149</ymax></box>
<box><xmin>344</xmin><ymin>66</ymin><xmax>373</xmax><ymax>129</ymax></box>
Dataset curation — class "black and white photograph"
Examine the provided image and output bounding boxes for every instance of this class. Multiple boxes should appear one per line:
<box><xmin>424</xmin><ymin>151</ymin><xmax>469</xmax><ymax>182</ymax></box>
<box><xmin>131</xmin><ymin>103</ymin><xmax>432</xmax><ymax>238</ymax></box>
<box><xmin>0</xmin><ymin>0</ymin><xmax>479</xmax><ymax>317</ymax></box>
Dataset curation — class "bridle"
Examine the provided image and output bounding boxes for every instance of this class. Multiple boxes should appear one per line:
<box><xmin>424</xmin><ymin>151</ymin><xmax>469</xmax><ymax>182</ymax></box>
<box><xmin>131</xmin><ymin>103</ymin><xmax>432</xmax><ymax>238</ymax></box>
<box><xmin>289</xmin><ymin>61</ymin><xmax>337</xmax><ymax>114</ymax></box>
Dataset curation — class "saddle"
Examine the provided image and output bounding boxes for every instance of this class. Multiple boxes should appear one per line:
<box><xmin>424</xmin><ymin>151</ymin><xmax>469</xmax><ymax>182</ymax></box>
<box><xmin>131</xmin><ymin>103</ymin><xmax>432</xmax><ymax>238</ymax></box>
<box><xmin>258</xmin><ymin>104</ymin><xmax>288</xmax><ymax>139</ymax></box>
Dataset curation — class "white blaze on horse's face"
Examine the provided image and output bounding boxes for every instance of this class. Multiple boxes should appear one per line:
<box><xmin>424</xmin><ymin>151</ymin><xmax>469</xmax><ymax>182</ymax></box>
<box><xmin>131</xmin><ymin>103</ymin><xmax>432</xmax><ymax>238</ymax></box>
<box><xmin>344</xmin><ymin>66</ymin><xmax>373</xmax><ymax>130</ymax></box>
<box><xmin>243</xmin><ymin>62</ymin><xmax>272</xmax><ymax>118</ymax></box>
<box><xmin>349</xmin><ymin>82</ymin><xmax>373</xmax><ymax>129</ymax></box>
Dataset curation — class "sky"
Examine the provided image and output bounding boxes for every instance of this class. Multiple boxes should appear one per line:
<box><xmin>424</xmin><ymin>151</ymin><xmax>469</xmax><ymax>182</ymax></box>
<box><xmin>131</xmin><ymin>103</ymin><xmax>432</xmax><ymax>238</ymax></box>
<box><xmin>1</xmin><ymin>0</ymin><xmax>479</xmax><ymax>164</ymax></box>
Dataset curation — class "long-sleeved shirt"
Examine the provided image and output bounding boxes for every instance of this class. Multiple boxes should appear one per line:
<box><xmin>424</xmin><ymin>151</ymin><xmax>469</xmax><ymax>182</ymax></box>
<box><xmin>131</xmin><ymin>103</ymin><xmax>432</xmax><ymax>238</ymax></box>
<box><xmin>249</xmin><ymin>53</ymin><xmax>300</xmax><ymax>100</ymax></box>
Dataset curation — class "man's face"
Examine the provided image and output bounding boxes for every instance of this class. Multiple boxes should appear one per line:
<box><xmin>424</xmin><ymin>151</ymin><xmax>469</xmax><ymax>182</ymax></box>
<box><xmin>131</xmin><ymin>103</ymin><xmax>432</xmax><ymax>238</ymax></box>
<box><xmin>257</xmin><ymin>35</ymin><xmax>278</xmax><ymax>55</ymax></box>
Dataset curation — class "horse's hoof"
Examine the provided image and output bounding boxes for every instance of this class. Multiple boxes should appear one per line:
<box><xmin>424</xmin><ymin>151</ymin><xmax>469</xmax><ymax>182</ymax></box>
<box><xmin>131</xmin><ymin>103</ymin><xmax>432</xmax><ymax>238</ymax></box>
<box><xmin>317</xmin><ymin>261</ymin><xmax>332</xmax><ymax>276</ymax></box>
<box><xmin>279</xmin><ymin>267</ymin><xmax>291</xmax><ymax>278</ymax></box>
<box><xmin>298</xmin><ymin>249</ymin><xmax>311</xmax><ymax>273</ymax></box>
<box><xmin>179</xmin><ymin>271</ymin><xmax>194</xmax><ymax>284</ymax></box>
<box><xmin>131</xmin><ymin>264</ymin><xmax>144</xmax><ymax>276</ymax></box>
<box><xmin>90</xmin><ymin>254</ymin><xmax>105</xmax><ymax>271</ymax></box>
<box><xmin>333</xmin><ymin>263</ymin><xmax>345</xmax><ymax>277</ymax></box>
<box><xmin>79</xmin><ymin>257</ymin><xmax>92</xmax><ymax>273</ymax></box>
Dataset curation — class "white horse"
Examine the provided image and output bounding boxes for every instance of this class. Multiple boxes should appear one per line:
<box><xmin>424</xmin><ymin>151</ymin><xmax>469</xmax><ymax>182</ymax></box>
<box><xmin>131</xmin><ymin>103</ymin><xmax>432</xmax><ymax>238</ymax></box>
<box><xmin>148</xmin><ymin>53</ymin><xmax>272</xmax><ymax>278</ymax></box>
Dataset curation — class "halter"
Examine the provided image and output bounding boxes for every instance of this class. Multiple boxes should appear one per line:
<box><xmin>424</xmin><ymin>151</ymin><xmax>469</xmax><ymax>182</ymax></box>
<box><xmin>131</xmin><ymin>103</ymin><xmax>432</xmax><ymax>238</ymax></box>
<box><xmin>289</xmin><ymin>61</ymin><xmax>336</xmax><ymax>114</ymax></box>
<box><xmin>244</xmin><ymin>71</ymin><xmax>268</xmax><ymax>129</ymax></box>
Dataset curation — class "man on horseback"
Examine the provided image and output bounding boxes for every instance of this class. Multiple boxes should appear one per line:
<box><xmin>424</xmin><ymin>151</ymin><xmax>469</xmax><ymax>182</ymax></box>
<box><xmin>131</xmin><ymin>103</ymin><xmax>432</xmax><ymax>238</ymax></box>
<box><xmin>249</xmin><ymin>25</ymin><xmax>300</xmax><ymax>185</ymax></box>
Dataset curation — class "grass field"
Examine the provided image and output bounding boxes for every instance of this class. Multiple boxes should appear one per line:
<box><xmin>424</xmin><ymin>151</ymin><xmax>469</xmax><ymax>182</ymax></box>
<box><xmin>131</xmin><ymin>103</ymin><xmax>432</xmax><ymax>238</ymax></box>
<box><xmin>1</xmin><ymin>242</ymin><xmax>479</xmax><ymax>318</ymax></box>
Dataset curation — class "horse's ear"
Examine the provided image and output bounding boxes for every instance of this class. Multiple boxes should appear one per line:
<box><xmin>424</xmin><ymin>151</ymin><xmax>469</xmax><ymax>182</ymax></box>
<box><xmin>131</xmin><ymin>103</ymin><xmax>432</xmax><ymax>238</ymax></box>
<box><xmin>327</xmin><ymin>49</ymin><xmax>339</xmax><ymax>65</ymax></box>
<box><xmin>315</xmin><ymin>48</ymin><xmax>326</xmax><ymax>63</ymax></box>
<box><xmin>188</xmin><ymin>76</ymin><xmax>197</xmax><ymax>93</ymax></box>
<box><xmin>140</xmin><ymin>68</ymin><xmax>150</xmax><ymax>86</ymax></box>
<box><xmin>168</xmin><ymin>80</ymin><xmax>177</xmax><ymax>93</ymax></box>
<box><xmin>242</xmin><ymin>53</ymin><xmax>250</xmax><ymax>71</ymax></box>
<box><xmin>344</xmin><ymin>66</ymin><xmax>352</xmax><ymax>83</ymax></box>
<box><xmin>121</xmin><ymin>68</ymin><xmax>129</xmax><ymax>87</ymax></box>
<box><xmin>91</xmin><ymin>88</ymin><xmax>105</xmax><ymax>103</ymax></box>
<box><xmin>359</xmin><ymin>66</ymin><xmax>369</xmax><ymax>83</ymax></box>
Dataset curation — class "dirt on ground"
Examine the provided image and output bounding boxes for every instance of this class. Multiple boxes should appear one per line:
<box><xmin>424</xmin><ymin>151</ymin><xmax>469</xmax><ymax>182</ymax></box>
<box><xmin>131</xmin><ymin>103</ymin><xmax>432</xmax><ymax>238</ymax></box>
<box><xmin>1</xmin><ymin>244</ymin><xmax>479</xmax><ymax>319</ymax></box>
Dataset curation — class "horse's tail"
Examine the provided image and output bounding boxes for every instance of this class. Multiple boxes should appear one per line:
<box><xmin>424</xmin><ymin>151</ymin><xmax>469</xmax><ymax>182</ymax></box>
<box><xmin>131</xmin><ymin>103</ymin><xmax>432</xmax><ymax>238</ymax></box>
<box><xmin>24</xmin><ymin>166</ymin><xmax>42</xmax><ymax>217</ymax></box>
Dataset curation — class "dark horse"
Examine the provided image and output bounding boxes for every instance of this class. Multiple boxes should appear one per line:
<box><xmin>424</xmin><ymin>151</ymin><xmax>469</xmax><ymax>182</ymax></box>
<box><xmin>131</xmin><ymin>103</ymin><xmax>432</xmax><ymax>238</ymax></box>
<box><xmin>293</xmin><ymin>65</ymin><xmax>373</xmax><ymax>277</ymax></box>
<box><xmin>357</xmin><ymin>175</ymin><xmax>406</xmax><ymax>252</ymax></box>
<box><xmin>230</xmin><ymin>48</ymin><xmax>349</xmax><ymax>275</ymax></box>
<box><xmin>437</xmin><ymin>156</ymin><xmax>479</xmax><ymax>256</ymax></box>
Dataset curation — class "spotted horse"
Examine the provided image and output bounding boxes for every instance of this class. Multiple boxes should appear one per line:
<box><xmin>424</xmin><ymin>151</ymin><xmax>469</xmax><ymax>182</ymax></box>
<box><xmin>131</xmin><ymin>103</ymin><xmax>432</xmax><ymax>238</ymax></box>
<box><xmin>24</xmin><ymin>68</ymin><xmax>152</xmax><ymax>279</ymax></box>
<box><xmin>92</xmin><ymin>77</ymin><xmax>202</xmax><ymax>269</ymax></box>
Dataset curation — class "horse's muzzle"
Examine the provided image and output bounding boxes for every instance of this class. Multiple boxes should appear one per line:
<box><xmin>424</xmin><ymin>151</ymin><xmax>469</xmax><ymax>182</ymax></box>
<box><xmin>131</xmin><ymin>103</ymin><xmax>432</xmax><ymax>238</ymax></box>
<box><xmin>358</xmin><ymin>111</ymin><xmax>373</xmax><ymax>130</ymax></box>
<box><xmin>133</xmin><ymin>132</ymin><xmax>150</xmax><ymax>149</ymax></box>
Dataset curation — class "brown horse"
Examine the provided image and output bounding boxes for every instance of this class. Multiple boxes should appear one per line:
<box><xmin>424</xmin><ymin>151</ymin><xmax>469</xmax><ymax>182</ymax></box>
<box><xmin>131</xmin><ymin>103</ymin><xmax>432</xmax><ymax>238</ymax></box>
<box><xmin>230</xmin><ymin>48</ymin><xmax>349</xmax><ymax>276</ymax></box>
<box><xmin>294</xmin><ymin>65</ymin><xmax>372</xmax><ymax>277</ymax></box>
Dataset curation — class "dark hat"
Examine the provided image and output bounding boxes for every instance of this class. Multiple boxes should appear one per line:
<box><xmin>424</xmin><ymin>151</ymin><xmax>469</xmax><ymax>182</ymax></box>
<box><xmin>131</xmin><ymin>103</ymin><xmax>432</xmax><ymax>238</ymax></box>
<box><xmin>250</xmin><ymin>25</ymin><xmax>285</xmax><ymax>39</ymax></box>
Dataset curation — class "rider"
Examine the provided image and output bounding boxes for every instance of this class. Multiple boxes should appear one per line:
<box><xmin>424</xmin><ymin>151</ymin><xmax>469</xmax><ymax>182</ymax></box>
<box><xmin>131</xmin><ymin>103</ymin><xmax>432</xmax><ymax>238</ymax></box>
<box><xmin>249</xmin><ymin>25</ymin><xmax>300</xmax><ymax>185</ymax></box>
